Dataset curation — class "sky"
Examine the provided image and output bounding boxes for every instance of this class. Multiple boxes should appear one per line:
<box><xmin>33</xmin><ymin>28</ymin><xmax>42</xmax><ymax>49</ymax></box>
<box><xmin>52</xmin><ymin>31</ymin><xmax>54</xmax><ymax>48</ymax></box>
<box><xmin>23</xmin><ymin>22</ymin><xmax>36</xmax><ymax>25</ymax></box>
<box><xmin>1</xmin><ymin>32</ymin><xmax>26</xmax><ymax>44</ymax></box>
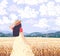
<box><xmin>0</xmin><ymin>0</ymin><xmax>60</xmax><ymax>33</ymax></box>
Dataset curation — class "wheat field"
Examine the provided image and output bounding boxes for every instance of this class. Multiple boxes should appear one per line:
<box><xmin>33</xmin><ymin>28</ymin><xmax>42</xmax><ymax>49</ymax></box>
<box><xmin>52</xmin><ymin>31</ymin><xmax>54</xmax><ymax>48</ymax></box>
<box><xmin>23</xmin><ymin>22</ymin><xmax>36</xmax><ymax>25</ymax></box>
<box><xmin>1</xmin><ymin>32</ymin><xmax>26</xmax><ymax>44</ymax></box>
<box><xmin>0</xmin><ymin>37</ymin><xmax>60</xmax><ymax>56</ymax></box>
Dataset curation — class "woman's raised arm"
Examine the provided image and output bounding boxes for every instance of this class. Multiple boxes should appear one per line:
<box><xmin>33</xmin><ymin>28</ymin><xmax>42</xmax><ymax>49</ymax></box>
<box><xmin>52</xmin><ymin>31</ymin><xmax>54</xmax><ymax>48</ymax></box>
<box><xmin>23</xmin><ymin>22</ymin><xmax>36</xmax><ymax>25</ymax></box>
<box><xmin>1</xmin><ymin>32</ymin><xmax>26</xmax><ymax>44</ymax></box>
<box><xmin>9</xmin><ymin>23</ymin><xmax>15</xmax><ymax>30</ymax></box>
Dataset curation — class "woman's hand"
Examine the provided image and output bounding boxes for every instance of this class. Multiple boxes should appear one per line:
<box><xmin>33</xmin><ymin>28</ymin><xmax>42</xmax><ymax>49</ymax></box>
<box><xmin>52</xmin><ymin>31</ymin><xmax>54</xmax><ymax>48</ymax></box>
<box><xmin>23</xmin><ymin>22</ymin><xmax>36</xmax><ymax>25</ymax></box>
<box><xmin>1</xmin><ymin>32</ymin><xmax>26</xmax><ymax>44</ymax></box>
<box><xmin>9</xmin><ymin>24</ymin><xmax>15</xmax><ymax>30</ymax></box>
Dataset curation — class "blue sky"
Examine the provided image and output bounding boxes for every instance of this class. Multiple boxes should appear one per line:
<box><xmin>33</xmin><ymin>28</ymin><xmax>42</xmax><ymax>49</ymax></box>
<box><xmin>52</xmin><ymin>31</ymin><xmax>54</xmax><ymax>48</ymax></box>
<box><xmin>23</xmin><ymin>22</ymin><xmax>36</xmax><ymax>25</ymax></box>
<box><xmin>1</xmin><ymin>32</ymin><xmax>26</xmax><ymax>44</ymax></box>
<box><xmin>0</xmin><ymin>0</ymin><xmax>60</xmax><ymax>33</ymax></box>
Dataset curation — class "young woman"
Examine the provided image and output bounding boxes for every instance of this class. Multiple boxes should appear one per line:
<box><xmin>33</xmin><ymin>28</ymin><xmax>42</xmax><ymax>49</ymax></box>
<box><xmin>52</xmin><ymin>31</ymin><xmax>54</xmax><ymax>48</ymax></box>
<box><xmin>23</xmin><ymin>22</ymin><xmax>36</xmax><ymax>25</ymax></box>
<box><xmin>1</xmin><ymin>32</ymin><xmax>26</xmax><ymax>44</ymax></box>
<box><xmin>10</xmin><ymin>20</ymin><xmax>23</xmax><ymax>37</ymax></box>
<box><xmin>10</xmin><ymin>20</ymin><xmax>34</xmax><ymax>56</ymax></box>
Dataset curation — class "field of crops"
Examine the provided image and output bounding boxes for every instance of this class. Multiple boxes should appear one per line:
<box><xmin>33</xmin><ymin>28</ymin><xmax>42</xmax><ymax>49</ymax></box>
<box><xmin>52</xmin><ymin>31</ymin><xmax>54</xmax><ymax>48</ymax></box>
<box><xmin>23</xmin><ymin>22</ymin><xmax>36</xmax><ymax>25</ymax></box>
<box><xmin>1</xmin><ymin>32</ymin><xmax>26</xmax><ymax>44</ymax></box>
<box><xmin>0</xmin><ymin>37</ymin><xmax>60</xmax><ymax>56</ymax></box>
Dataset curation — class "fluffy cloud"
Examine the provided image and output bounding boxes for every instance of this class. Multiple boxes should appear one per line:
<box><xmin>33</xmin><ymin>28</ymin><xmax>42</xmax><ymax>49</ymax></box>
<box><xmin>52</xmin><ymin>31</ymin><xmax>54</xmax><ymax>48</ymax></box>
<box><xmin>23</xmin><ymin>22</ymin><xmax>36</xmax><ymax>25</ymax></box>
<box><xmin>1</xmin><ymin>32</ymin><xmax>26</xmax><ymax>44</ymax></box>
<box><xmin>38</xmin><ymin>0</ymin><xmax>48</xmax><ymax>4</ymax></box>
<box><xmin>0</xmin><ymin>8</ymin><xmax>7</xmax><ymax>15</ymax></box>
<box><xmin>0</xmin><ymin>13</ymin><xmax>18</xmax><ymax>24</ymax></box>
<box><xmin>2</xmin><ymin>16</ymin><xmax>10</xmax><ymax>24</ymax></box>
<box><xmin>39</xmin><ymin>4</ymin><xmax>47</xmax><ymax>16</ymax></box>
<box><xmin>9</xmin><ymin>13</ymin><xmax>18</xmax><ymax>23</ymax></box>
<box><xmin>24</xmin><ymin>19</ymin><xmax>37</xmax><ymax>24</ymax></box>
<box><xmin>51</xmin><ymin>26</ymin><xmax>60</xmax><ymax>31</ymax></box>
<box><xmin>0</xmin><ymin>0</ymin><xmax>8</xmax><ymax>15</ymax></box>
<box><xmin>39</xmin><ymin>1</ymin><xmax>60</xmax><ymax>16</ymax></box>
<box><xmin>13</xmin><ymin>0</ymin><xmax>48</xmax><ymax>5</ymax></box>
<box><xmin>18</xmin><ymin>6</ymin><xmax>39</xmax><ymax>18</ymax></box>
<box><xmin>55</xmin><ymin>17</ymin><xmax>60</xmax><ymax>26</ymax></box>
<box><xmin>55</xmin><ymin>4</ymin><xmax>60</xmax><ymax>16</ymax></box>
<box><xmin>8</xmin><ymin>4</ymin><xmax>18</xmax><ymax>12</ymax></box>
<box><xmin>55</xmin><ymin>0</ymin><xmax>60</xmax><ymax>2</ymax></box>
<box><xmin>0</xmin><ymin>0</ymin><xmax>8</xmax><ymax>8</ymax></box>
<box><xmin>7</xmin><ymin>4</ymin><xmax>39</xmax><ymax>19</ymax></box>
<box><xmin>0</xmin><ymin>19</ymin><xmax>3</xmax><ymax>24</ymax></box>
<box><xmin>33</xmin><ymin>17</ymin><xmax>60</xmax><ymax>31</ymax></box>
<box><xmin>33</xmin><ymin>18</ymin><xmax>49</xmax><ymax>28</ymax></box>
<box><xmin>0</xmin><ymin>24</ymin><xmax>11</xmax><ymax>32</ymax></box>
<box><xmin>0</xmin><ymin>16</ymin><xmax>10</xmax><ymax>24</ymax></box>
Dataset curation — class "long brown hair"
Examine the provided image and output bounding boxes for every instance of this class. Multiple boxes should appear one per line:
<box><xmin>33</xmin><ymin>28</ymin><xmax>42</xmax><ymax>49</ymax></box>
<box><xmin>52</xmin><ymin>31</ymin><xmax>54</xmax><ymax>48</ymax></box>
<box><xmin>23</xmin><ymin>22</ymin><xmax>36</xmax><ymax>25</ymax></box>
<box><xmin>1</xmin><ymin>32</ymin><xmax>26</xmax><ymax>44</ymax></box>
<box><xmin>14</xmin><ymin>20</ymin><xmax>21</xmax><ymax>26</ymax></box>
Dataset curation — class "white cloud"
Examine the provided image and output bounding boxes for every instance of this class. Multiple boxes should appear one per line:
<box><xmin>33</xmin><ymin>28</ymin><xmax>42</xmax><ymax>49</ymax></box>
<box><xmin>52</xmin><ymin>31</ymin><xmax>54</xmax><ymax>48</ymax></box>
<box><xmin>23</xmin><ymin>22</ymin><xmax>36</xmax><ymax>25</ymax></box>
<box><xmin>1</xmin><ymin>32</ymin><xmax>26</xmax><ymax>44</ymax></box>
<box><xmin>13</xmin><ymin>0</ymin><xmax>48</xmax><ymax>5</ymax></box>
<box><xmin>33</xmin><ymin>18</ymin><xmax>49</xmax><ymax>28</ymax></box>
<box><xmin>39</xmin><ymin>1</ymin><xmax>60</xmax><ymax>16</ymax></box>
<box><xmin>18</xmin><ymin>6</ymin><xmax>39</xmax><ymax>18</ymax></box>
<box><xmin>9</xmin><ymin>13</ymin><xmax>18</xmax><ymax>23</ymax></box>
<box><xmin>8</xmin><ymin>4</ymin><xmax>18</xmax><ymax>12</ymax></box>
<box><xmin>0</xmin><ymin>16</ymin><xmax>11</xmax><ymax>24</ymax></box>
<box><xmin>51</xmin><ymin>26</ymin><xmax>60</xmax><ymax>31</ymax></box>
<box><xmin>2</xmin><ymin>16</ymin><xmax>10</xmax><ymax>24</ymax></box>
<box><xmin>0</xmin><ymin>0</ymin><xmax>8</xmax><ymax>15</ymax></box>
<box><xmin>24</xmin><ymin>19</ymin><xmax>37</xmax><ymax>24</ymax></box>
<box><xmin>39</xmin><ymin>4</ymin><xmax>47</xmax><ymax>16</ymax></box>
<box><xmin>47</xmin><ymin>2</ymin><xmax>56</xmax><ymax>16</ymax></box>
<box><xmin>0</xmin><ymin>19</ymin><xmax>3</xmax><ymax>24</ymax></box>
<box><xmin>0</xmin><ymin>14</ymin><xmax>18</xmax><ymax>25</ymax></box>
<box><xmin>16</xmin><ymin>0</ymin><xmax>25</xmax><ymax>4</ymax></box>
<box><xmin>0</xmin><ymin>14</ymin><xmax>18</xmax><ymax>24</ymax></box>
<box><xmin>55</xmin><ymin>0</ymin><xmax>60</xmax><ymax>2</ymax></box>
<box><xmin>55</xmin><ymin>17</ymin><xmax>60</xmax><ymax>26</ymax></box>
<box><xmin>13</xmin><ymin>0</ymin><xmax>18</xmax><ymax>3</ymax></box>
<box><xmin>38</xmin><ymin>0</ymin><xmax>48</xmax><ymax>4</ymax></box>
<box><xmin>55</xmin><ymin>4</ymin><xmax>60</xmax><ymax>16</ymax></box>
<box><xmin>0</xmin><ymin>0</ymin><xmax>8</xmax><ymax>8</ymax></box>
<box><xmin>0</xmin><ymin>8</ymin><xmax>7</xmax><ymax>15</ymax></box>
<box><xmin>24</xmin><ymin>0</ymin><xmax>38</xmax><ymax>5</ymax></box>
<box><xmin>0</xmin><ymin>24</ymin><xmax>11</xmax><ymax>32</ymax></box>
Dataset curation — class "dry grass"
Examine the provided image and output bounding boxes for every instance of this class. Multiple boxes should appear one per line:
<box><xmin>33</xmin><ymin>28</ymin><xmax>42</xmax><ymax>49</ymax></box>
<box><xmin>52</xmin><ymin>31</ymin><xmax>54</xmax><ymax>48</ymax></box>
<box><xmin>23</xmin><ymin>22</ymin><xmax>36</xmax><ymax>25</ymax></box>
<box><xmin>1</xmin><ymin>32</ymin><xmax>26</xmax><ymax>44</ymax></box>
<box><xmin>26</xmin><ymin>38</ymin><xmax>60</xmax><ymax>56</ymax></box>
<box><xmin>0</xmin><ymin>46</ymin><xmax>12</xmax><ymax>56</ymax></box>
<box><xmin>31</xmin><ymin>46</ymin><xmax>60</xmax><ymax>56</ymax></box>
<box><xmin>0</xmin><ymin>37</ymin><xmax>60</xmax><ymax>56</ymax></box>
<box><xmin>0</xmin><ymin>38</ymin><xmax>14</xmax><ymax>56</ymax></box>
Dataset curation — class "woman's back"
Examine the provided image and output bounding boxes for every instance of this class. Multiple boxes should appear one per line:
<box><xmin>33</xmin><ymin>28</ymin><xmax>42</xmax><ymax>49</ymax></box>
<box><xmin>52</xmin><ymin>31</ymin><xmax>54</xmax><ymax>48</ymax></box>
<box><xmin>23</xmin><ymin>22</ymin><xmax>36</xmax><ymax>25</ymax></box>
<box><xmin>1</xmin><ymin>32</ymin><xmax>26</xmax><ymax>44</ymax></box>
<box><xmin>13</xmin><ymin>24</ymin><xmax>21</xmax><ymax>36</ymax></box>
